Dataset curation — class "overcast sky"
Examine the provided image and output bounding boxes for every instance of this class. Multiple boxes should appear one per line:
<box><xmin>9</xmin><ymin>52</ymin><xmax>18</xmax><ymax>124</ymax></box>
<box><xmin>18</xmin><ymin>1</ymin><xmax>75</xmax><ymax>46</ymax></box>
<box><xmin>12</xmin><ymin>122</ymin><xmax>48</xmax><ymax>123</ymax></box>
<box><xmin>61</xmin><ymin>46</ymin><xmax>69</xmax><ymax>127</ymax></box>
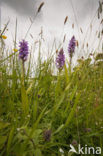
<box><xmin>0</xmin><ymin>0</ymin><xmax>102</xmax><ymax>61</ymax></box>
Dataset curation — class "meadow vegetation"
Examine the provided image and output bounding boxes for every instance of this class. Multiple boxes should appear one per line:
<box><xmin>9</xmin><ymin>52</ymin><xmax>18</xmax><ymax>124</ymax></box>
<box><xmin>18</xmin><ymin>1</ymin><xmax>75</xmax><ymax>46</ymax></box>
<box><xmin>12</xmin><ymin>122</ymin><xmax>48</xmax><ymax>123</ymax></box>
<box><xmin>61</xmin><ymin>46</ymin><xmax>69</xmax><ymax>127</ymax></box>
<box><xmin>0</xmin><ymin>1</ymin><xmax>103</xmax><ymax>156</ymax></box>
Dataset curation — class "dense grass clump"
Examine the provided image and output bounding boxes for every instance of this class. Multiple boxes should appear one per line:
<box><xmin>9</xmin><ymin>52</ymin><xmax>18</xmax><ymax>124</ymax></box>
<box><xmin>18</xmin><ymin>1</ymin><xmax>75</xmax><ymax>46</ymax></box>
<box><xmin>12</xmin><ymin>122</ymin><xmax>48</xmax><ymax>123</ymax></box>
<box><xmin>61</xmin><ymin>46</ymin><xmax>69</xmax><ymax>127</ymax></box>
<box><xmin>0</xmin><ymin>2</ymin><xmax>103</xmax><ymax>154</ymax></box>
<box><xmin>0</xmin><ymin>37</ymin><xmax>103</xmax><ymax>156</ymax></box>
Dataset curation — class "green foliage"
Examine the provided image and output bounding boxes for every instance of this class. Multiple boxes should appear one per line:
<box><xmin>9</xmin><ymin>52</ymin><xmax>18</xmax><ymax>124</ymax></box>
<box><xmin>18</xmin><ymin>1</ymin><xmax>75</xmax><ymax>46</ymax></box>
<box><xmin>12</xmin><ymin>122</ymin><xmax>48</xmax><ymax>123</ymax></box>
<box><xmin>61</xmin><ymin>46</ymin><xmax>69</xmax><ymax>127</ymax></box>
<box><xmin>0</xmin><ymin>50</ymin><xmax>103</xmax><ymax>156</ymax></box>
<box><xmin>0</xmin><ymin>20</ymin><xmax>103</xmax><ymax>155</ymax></box>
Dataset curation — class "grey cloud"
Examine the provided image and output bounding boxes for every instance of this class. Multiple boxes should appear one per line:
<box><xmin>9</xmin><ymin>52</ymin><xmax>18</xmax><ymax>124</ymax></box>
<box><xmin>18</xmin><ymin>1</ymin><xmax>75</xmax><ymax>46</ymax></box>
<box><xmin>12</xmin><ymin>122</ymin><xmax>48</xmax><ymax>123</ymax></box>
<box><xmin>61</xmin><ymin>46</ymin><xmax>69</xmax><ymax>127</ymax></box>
<box><xmin>0</xmin><ymin>0</ymin><xmax>99</xmax><ymax>21</ymax></box>
<box><xmin>50</xmin><ymin>0</ymin><xmax>98</xmax><ymax>20</ymax></box>
<box><xmin>43</xmin><ymin>0</ymin><xmax>99</xmax><ymax>29</ymax></box>
<box><xmin>0</xmin><ymin>0</ymin><xmax>42</xmax><ymax>16</ymax></box>
<box><xmin>70</xmin><ymin>0</ymin><xmax>99</xmax><ymax>21</ymax></box>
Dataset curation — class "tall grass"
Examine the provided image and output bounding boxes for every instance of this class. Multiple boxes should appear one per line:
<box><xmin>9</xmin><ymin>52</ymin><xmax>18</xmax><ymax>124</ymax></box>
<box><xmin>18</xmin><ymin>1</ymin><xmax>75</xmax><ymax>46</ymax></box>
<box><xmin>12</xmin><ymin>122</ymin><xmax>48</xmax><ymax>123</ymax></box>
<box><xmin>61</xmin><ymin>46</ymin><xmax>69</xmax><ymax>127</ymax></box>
<box><xmin>0</xmin><ymin>1</ymin><xmax>103</xmax><ymax>156</ymax></box>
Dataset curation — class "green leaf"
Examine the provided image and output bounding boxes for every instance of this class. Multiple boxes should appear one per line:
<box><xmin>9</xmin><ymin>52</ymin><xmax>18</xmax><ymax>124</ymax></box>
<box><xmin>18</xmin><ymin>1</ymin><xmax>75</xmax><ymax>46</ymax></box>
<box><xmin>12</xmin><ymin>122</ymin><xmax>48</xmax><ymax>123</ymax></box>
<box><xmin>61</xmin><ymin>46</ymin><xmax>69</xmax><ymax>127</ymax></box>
<box><xmin>33</xmin><ymin>100</ymin><xmax>38</xmax><ymax>122</ymax></box>
<box><xmin>53</xmin><ymin>93</ymin><xmax>65</xmax><ymax>113</ymax></box>
<box><xmin>53</xmin><ymin>83</ymin><xmax>71</xmax><ymax>114</ymax></box>
<box><xmin>65</xmin><ymin>85</ymin><xmax>77</xmax><ymax>113</ymax></box>
<box><xmin>35</xmin><ymin>148</ymin><xmax>42</xmax><ymax>156</ymax></box>
<box><xmin>0</xmin><ymin>136</ymin><xmax>7</xmax><ymax>150</ymax></box>
<box><xmin>65</xmin><ymin>93</ymin><xmax>80</xmax><ymax>127</ymax></box>
<box><xmin>64</xmin><ymin>64</ymin><xmax>69</xmax><ymax>84</ymax></box>
<box><xmin>7</xmin><ymin>126</ymin><xmax>15</xmax><ymax>155</ymax></box>
<box><xmin>0</xmin><ymin>122</ymin><xmax>10</xmax><ymax>130</ymax></box>
<box><xmin>30</xmin><ymin>104</ymin><xmax>48</xmax><ymax>137</ymax></box>
<box><xmin>21</xmin><ymin>84</ymin><xmax>29</xmax><ymax>116</ymax></box>
<box><xmin>53</xmin><ymin>124</ymin><xmax>64</xmax><ymax>135</ymax></box>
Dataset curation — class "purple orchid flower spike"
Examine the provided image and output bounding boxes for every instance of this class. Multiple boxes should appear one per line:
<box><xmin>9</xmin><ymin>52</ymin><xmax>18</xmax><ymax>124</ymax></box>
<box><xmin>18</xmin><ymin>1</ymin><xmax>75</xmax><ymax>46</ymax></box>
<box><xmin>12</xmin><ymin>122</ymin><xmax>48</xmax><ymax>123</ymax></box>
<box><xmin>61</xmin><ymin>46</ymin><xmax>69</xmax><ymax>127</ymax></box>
<box><xmin>68</xmin><ymin>36</ymin><xmax>76</xmax><ymax>58</ymax></box>
<box><xmin>19</xmin><ymin>40</ymin><xmax>29</xmax><ymax>62</ymax></box>
<box><xmin>56</xmin><ymin>48</ymin><xmax>65</xmax><ymax>70</ymax></box>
